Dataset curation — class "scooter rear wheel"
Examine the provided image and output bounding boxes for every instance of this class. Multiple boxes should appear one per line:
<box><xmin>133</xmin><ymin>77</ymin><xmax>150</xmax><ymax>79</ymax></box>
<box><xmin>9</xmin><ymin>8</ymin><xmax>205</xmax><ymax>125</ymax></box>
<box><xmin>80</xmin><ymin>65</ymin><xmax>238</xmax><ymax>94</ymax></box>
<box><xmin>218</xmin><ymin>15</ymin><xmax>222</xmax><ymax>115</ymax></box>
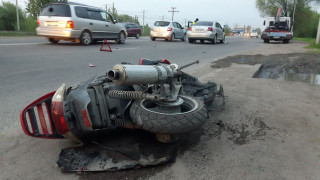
<box><xmin>130</xmin><ymin>95</ymin><xmax>208</xmax><ymax>134</ymax></box>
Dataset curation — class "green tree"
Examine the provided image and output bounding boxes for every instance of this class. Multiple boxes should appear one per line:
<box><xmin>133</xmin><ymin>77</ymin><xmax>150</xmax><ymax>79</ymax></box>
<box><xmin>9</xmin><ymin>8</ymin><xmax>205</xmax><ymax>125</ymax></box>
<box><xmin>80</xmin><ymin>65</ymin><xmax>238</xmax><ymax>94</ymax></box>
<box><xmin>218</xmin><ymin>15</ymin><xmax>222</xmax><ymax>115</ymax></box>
<box><xmin>142</xmin><ymin>23</ymin><xmax>150</xmax><ymax>36</ymax></box>
<box><xmin>106</xmin><ymin>3</ymin><xmax>141</xmax><ymax>25</ymax></box>
<box><xmin>108</xmin><ymin>3</ymin><xmax>118</xmax><ymax>19</ymax></box>
<box><xmin>256</xmin><ymin>28</ymin><xmax>262</xmax><ymax>34</ymax></box>
<box><xmin>224</xmin><ymin>24</ymin><xmax>231</xmax><ymax>35</ymax></box>
<box><xmin>0</xmin><ymin>2</ymin><xmax>25</xmax><ymax>31</ymax></box>
<box><xmin>21</xmin><ymin>15</ymin><xmax>37</xmax><ymax>32</ymax></box>
<box><xmin>26</xmin><ymin>0</ymin><xmax>67</xmax><ymax>19</ymax></box>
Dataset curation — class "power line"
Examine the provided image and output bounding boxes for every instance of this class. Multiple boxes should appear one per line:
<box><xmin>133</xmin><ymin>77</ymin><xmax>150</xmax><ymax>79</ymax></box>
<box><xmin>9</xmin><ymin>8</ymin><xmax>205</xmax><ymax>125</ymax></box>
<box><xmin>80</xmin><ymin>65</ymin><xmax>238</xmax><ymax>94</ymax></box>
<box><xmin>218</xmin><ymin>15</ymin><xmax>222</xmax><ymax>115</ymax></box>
<box><xmin>168</xmin><ymin>7</ymin><xmax>179</xmax><ymax>21</ymax></box>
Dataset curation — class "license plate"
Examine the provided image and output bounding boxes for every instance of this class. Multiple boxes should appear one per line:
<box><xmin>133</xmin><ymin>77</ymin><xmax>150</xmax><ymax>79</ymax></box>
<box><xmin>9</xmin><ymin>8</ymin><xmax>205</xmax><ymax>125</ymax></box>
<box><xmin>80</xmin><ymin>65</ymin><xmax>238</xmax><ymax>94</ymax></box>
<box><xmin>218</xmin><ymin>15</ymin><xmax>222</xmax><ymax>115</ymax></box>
<box><xmin>45</xmin><ymin>21</ymin><xmax>58</xmax><ymax>26</ymax></box>
<box><xmin>270</xmin><ymin>32</ymin><xmax>285</xmax><ymax>37</ymax></box>
<box><xmin>195</xmin><ymin>29</ymin><xmax>205</xmax><ymax>32</ymax></box>
<box><xmin>274</xmin><ymin>37</ymin><xmax>280</xmax><ymax>39</ymax></box>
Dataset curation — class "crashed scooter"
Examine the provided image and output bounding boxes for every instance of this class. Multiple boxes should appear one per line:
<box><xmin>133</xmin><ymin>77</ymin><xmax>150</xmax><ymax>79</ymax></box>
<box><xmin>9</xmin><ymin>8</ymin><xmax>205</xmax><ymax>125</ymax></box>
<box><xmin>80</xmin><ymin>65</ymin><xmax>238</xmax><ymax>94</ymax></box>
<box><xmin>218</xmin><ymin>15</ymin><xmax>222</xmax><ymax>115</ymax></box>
<box><xmin>20</xmin><ymin>59</ymin><xmax>223</xmax><ymax>171</ymax></box>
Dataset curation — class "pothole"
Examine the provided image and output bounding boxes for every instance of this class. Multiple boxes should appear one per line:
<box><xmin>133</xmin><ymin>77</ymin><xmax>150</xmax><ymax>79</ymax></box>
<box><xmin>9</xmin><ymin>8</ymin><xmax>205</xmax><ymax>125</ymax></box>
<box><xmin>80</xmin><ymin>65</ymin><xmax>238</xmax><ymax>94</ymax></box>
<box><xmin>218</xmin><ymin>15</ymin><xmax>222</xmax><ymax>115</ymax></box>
<box><xmin>253</xmin><ymin>64</ymin><xmax>320</xmax><ymax>85</ymax></box>
<box><xmin>210</xmin><ymin>53</ymin><xmax>320</xmax><ymax>85</ymax></box>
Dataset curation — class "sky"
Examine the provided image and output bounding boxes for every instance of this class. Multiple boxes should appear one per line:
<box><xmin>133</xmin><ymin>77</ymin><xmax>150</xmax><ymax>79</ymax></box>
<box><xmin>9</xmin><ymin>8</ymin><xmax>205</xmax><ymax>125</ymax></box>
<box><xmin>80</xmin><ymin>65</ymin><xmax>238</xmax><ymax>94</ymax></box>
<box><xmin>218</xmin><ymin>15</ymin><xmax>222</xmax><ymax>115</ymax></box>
<box><xmin>75</xmin><ymin>0</ymin><xmax>266</xmax><ymax>29</ymax></box>
<box><xmin>8</xmin><ymin>0</ymin><xmax>267</xmax><ymax>29</ymax></box>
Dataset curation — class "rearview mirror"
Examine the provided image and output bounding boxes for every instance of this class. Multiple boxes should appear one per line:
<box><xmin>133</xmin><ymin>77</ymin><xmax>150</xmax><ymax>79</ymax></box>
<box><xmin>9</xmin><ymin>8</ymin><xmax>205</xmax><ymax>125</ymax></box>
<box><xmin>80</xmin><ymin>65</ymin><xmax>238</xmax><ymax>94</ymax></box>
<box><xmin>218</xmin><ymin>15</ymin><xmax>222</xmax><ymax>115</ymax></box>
<box><xmin>113</xmin><ymin>19</ymin><xmax>118</xmax><ymax>23</ymax></box>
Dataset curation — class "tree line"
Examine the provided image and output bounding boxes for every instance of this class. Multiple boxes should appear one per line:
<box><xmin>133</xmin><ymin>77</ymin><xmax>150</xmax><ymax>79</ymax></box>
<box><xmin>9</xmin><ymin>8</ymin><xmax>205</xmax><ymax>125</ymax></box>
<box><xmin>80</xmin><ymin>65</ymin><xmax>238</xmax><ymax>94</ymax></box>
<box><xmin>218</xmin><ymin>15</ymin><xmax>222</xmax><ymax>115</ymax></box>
<box><xmin>256</xmin><ymin>0</ymin><xmax>320</xmax><ymax>38</ymax></box>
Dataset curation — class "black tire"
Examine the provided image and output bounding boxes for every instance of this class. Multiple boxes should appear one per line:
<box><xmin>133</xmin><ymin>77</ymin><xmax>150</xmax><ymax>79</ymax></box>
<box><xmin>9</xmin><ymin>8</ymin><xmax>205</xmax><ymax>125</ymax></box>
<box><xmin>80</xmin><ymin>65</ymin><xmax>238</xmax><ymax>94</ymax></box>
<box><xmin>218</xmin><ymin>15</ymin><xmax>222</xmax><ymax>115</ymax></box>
<box><xmin>49</xmin><ymin>38</ymin><xmax>59</xmax><ymax>44</ymax></box>
<box><xmin>211</xmin><ymin>35</ymin><xmax>217</xmax><ymax>44</ymax></box>
<box><xmin>80</xmin><ymin>30</ymin><xmax>91</xmax><ymax>45</ymax></box>
<box><xmin>116</xmin><ymin>31</ymin><xmax>126</xmax><ymax>44</ymax></box>
<box><xmin>130</xmin><ymin>95</ymin><xmax>208</xmax><ymax>134</ymax></box>
<box><xmin>283</xmin><ymin>39</ymin><xmax>289</xmax><ymax>44</ymax></box>
<box><xmin>170</xmin><ymin>33</ymin><xmax>175</xmax><ymax>42</ymax></box>
<box><xmin>181</xmin><ymin>34</ymin><xmax>186</xmax><ymax>41</ymax></box>
<box><xmin>136</xmin><ymin>33</ymin><xmax>140</xmax><ymax>39</ymax></box>
<box><xmin>188</xmin><ymin>39</ymin><xmax>195</xmax><ymax>43</ymax></box>
<box><xmin>220</xmin><ymin>36</ymin><xmax>225</xmax><ymax>43</ymax></box>
<box><xmin>151</xmin><ymin>37</ymin><xmax>156</xmax><ymax>41</ymax></box>
<box><xmin>200</xmin><ymin>40</ymin><xmax>205</xmax><ymax>44</ymax></box>
<box><xmin>263</xmin><ymin>39</ymin><xmax>270</xmax><ymax>43</ymax></box>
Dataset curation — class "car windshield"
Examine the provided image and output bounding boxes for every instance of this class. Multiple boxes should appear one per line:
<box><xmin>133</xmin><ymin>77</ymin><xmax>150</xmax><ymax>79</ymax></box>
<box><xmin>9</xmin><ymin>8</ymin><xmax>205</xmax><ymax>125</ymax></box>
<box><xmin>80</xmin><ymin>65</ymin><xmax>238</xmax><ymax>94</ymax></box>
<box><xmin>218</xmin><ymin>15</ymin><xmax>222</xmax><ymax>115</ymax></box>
<box><xmin>40</xmin><ymin>4</ymin><xmax>71</xmax><ymax>17</ymax></box>
<box><xmin>154</xmin><ymin>21</ymin><xmax>170</xmax><ymax>27</ymax></box>
<box><xmin>194</xmin><ymin>21</ymin><xmax>213</xmax><ymax>26</ymax></box>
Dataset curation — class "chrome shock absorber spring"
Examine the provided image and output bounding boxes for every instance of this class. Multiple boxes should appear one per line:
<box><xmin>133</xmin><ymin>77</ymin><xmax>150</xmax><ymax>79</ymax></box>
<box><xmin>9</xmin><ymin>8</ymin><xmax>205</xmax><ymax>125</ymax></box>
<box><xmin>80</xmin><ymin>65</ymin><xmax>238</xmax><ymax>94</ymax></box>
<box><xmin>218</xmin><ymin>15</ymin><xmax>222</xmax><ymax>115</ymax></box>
<box><xmin>108</xmin><ymin>90</ymin><xmax>157</xmax><ymax>100</ymax></box>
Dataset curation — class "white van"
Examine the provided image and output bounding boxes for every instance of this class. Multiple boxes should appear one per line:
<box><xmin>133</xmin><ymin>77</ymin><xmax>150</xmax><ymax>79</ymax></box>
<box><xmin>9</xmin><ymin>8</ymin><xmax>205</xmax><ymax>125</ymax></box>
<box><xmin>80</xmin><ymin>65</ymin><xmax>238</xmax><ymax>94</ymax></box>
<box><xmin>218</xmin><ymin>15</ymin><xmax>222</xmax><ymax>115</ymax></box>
<box><xmin>36</xmin><ymin>2</ymin><xmax>127</xmax><ymax>45</ymax></box>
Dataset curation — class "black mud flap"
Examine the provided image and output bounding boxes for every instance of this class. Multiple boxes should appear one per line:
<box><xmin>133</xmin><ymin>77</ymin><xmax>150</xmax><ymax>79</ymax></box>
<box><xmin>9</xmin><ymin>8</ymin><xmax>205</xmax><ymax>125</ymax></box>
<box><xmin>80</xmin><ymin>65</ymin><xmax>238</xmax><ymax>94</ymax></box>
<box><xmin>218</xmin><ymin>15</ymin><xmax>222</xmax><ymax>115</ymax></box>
<box><xmin>56</xmin><ymin>130</ymin><xmax>176</xmax><ymax>172</ymax></box>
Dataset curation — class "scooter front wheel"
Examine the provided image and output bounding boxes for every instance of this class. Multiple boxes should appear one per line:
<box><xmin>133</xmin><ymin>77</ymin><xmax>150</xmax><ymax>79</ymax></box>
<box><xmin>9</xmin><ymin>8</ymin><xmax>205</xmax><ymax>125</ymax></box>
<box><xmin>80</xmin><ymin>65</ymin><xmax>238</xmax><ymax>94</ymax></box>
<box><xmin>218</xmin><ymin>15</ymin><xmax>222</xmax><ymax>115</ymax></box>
<box><xmin>130</xmin><ymin>95</ymin><xmax>208</xmax><ymax>134</ymax></box>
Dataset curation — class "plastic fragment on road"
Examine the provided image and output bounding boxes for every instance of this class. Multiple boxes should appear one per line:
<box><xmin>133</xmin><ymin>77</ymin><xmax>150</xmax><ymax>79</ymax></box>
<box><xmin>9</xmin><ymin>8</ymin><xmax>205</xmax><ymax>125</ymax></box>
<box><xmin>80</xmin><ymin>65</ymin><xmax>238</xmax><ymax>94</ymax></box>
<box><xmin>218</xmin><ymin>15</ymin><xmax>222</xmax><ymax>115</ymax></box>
<box><xmin>100</xmin><ymin>39</ymin><xmax>112</xmax><ymax>52</ymax></box>
<box><xmin>89</xmin><ymin>63</ymin><xmax>96</xmax><ymax>67</ymax></box>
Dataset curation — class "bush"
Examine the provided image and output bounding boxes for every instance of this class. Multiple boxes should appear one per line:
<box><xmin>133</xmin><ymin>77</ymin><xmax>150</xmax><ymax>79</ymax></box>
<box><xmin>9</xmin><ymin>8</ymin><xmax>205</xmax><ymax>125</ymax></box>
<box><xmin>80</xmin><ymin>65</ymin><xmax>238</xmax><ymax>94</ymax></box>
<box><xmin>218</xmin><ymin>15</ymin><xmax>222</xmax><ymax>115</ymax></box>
<box><xmin>21</xmin><ymin>16</ymin><xmax>37</xmax><ymax>32</ymax></box>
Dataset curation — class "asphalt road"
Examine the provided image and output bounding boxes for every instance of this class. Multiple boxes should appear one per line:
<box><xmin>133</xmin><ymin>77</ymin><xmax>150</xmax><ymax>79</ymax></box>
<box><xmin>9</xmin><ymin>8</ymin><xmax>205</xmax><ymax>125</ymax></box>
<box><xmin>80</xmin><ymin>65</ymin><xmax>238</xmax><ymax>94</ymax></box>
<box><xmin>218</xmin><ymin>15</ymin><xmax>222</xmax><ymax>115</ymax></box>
<box><xmin>0</xmin><ymin>36</ymin><xmax>261</xmax><ymax>131</ymax></box>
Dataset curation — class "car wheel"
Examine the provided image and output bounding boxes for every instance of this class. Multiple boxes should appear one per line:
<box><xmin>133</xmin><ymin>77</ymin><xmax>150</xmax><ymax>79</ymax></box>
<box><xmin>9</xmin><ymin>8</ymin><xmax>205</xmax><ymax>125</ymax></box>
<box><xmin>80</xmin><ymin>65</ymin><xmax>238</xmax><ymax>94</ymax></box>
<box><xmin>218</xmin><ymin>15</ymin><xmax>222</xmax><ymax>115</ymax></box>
<box><xmin>283</xmin><ymin>39</ymin><xmax>289</xmax><ymax>44</ymax></box>
<box><xmin>170</xmin><ymin>33</ymin><xmax>175</xmax><ymax>42</ymax></box>
<box><xmin>211</xmin><ymin>35</ymin><xmax>217</xmax><ymax>44</ymax></box>
<box><xmin>136</xmin><ymin>33</ymin><xmax>140</xmax><ymax>39</ymax></box>
<box><xmin>188</xmin><ymin>39</ymin><xmax>194</xmax><ymax>43</ymax></box>
<box><xmin>181</xmin><ymin>34</ymin><xmax>186</xmax><ymax>41</ymax></box>
<box><xmin>200</xmin><ymin>40</ymin><xmax>205</xmax><ymax>44</ymax></box>
<box><xmin>220</xmin><ymin>36</ymin><xmax>225</xmax><ymax>43</ymax></box>
<box><xmin>151</xmin><ymin>37</ymin><xmax>156</xmax><ymax>41</ymax></box>
<box><xmin>80</xmin><ymin>30</ymin><xmax>91</xmax><ymax>45</ymax></box>
<box><xmin>263</xmin><ymin>39</ymin><xmax>270</xmax><ymax>43</ymax></box>
<box><xmin>116</xmin><ymin>31</ymin><xmax>126</xmax><ymax>44</ymax></box>
<box><xmin>49</xmin><ymin>38</ymin><xmax>59</xmax><ymax>44</ymax></box>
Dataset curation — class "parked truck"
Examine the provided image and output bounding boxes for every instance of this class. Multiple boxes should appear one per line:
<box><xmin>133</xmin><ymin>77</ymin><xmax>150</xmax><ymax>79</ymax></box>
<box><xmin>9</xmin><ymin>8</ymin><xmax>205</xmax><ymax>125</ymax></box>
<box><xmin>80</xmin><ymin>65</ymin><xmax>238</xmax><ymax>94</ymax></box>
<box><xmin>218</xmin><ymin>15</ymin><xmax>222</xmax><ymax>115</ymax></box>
<box><xmin>261</xmin><ymin>8</ymin><xmax>293</xmax><ymax>44</ymax></box>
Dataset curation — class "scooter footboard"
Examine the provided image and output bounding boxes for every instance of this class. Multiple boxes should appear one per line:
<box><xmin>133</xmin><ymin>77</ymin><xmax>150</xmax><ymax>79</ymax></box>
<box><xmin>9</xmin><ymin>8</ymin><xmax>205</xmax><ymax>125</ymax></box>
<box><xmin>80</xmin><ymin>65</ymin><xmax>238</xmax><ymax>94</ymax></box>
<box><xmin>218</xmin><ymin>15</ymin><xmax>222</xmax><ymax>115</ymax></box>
<box><xmin>20</xmin><ymin>91</ymin><xmax>64</xmax><ymax>139</ymax></box>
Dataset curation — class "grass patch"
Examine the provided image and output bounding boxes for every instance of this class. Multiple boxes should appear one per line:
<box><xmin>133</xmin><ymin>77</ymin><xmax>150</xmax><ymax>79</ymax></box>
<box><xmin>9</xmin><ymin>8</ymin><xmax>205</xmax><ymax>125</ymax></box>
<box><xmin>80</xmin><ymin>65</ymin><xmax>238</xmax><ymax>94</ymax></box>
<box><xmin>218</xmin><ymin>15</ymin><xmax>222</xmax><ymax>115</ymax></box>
<box><xmin>0</xmin><ymin>31</ymin><xmax>36</xmax><ymax>36</ymax></box>
<box><xmin>293</xmin><ymin>37</ymin><xmax>320</xmax><ymax>53</ymax></box>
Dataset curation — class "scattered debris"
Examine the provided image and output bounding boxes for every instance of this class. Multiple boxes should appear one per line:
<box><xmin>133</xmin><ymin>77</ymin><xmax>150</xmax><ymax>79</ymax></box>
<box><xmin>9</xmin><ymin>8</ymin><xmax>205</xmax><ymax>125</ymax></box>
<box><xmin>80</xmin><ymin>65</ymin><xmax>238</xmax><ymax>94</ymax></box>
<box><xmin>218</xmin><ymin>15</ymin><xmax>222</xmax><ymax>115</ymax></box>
<box><xmin>89</xmin><ymin>63</ymin><xmax>96</xmax><ymax>67</ymax></box>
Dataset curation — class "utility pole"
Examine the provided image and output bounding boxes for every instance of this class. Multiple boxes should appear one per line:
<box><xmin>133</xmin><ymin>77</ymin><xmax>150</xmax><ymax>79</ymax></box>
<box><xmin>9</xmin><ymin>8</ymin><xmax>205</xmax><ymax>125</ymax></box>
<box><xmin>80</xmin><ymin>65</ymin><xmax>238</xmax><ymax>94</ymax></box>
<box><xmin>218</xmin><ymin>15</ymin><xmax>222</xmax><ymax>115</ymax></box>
<box><xmin>316</xmin><ymin>17</ymin><xmax>320</xmax><ymax>44</ymax></box>
<box><xmin>291</xmin><ymin>0</ymin><xmax>297</xmax><ymax>32</ymax></box>
<box><xmin>168</xmin><ymin>7</ymin><xmax>179</xmax><ymax>21</ymax></box>
<box><xmin>16</xmin><ymin>0</ymin><xmax>20</xmax><ymax>31</ymax></box>
<box><xmin>142</xmin><ymin>10</ymin><xmax>146</xmax><ymax>35</ymax></box>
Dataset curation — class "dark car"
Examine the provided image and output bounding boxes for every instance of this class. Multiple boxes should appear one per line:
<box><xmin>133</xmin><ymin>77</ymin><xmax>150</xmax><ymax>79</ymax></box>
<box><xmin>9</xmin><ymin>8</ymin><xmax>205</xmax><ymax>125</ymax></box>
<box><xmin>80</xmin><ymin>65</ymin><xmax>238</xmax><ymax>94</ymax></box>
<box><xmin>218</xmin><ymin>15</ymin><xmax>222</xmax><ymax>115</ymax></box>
<box><xmin>121</xmin><ymin>23</ymin><xmax>141</xmax><ymax>39</ymax></box>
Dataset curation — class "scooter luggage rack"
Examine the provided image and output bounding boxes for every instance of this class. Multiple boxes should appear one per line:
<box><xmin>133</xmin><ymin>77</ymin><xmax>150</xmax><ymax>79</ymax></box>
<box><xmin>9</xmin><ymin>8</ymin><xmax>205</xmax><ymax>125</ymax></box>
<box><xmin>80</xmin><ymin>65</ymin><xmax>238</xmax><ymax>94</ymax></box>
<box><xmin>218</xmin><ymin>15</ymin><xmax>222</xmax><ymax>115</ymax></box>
<box><xmin>20</xmin><ymin>91</ymin><xmax>64</xmax><ymax>139</ymax></box>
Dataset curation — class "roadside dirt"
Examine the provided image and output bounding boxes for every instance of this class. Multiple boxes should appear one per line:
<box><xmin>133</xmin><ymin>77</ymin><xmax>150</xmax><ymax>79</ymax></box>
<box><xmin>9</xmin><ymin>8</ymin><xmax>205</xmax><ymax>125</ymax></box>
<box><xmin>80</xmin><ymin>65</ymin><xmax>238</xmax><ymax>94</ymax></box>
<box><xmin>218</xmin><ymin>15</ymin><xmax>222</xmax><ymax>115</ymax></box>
<box><xmin>1</xmin><ymin>40</ymin><xmax>319</xmax><ymax>180</ymax></box>
<box><xmin>149</xmin><ymin>41</ymin><xmax>320</xmax><ymax>180</ymax></box>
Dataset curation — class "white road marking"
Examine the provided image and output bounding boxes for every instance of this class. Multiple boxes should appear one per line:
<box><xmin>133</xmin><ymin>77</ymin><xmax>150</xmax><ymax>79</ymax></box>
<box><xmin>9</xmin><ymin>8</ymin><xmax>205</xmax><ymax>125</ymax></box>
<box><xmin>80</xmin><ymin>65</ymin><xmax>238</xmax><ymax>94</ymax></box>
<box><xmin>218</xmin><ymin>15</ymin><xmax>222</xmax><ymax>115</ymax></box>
<box><xmin>0</xmin><ymin>42</ymin><xmax>48</xmax><ymax>46</ymax></box>
<box><xmin>112</xmin><ymin>47</ymin><xmax>140</xmax><ymax>51</ymax></box>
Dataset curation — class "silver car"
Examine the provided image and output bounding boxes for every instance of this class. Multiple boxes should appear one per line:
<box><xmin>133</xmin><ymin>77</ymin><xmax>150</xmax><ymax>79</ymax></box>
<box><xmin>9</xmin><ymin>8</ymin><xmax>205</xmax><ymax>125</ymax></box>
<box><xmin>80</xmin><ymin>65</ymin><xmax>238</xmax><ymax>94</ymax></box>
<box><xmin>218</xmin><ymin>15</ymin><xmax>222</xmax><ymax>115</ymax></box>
<box><xmin>150</xmin><ymin>21</ymin><xmax>186</xmax><ymax>41</ymax></box>
<box><xmin>187</xmin><ymin>21</ymin><xmax>225</xmax><ymax>44</ymax></box>
<box><xmin>36</xmin><ymin>2</ymin><xmax>127</xmax><ymax>45</ymax></box>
